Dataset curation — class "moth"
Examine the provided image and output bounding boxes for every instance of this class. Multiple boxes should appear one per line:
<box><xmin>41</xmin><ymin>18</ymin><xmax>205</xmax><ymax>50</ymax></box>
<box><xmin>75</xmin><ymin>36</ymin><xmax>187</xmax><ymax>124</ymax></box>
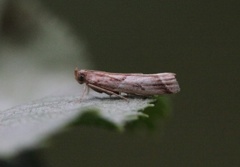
<box><xmin>74</xmin><ymin>67</ymin><xmax>180</xmax><ymax>100</ymax></box>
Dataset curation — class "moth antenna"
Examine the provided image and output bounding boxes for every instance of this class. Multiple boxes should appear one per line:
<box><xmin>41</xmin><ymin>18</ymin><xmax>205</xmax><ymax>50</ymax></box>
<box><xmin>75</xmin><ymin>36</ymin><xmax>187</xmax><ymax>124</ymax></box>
<box><xmin>74</xmin><ymin>67</ymin><xmax>79</xmax><ymax>79</ymax></box>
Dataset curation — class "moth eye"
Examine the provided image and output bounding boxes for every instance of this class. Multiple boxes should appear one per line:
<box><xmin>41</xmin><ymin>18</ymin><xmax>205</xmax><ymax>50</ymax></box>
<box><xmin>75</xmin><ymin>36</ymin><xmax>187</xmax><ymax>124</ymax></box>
<box><xmin>79</xmin><ymin>74</ymin><xmax>85</xmax><ymax>82</ymax></box>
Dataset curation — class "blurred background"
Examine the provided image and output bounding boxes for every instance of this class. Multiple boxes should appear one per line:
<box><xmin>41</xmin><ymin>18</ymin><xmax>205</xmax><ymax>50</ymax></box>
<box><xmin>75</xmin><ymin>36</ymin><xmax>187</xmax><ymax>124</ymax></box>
<box><xmin>0</xmin><ymin>0</ymin><xmax>239</xmax><ymax>166</ymax></box>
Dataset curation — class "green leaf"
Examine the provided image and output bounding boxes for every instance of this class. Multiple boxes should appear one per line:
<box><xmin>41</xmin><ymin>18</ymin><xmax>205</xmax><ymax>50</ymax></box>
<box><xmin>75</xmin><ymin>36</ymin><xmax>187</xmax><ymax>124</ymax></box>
<box><xmin>0</xmin><ymin>94</ymin><xmax>164</xmax><ymax>158</ymax></box>
<box><xmin>126</xmin><ymin>96</ymin><xmax>171</xmax><ymax>131</ymax></box>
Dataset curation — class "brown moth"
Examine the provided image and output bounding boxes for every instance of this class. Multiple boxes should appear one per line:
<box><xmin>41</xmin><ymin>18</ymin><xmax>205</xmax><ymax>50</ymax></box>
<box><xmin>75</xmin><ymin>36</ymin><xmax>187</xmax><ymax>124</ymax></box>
<box><xmin>74</xmin><ymin>67</ymin><xmax>180</xmax><ymax>100</ymax></box>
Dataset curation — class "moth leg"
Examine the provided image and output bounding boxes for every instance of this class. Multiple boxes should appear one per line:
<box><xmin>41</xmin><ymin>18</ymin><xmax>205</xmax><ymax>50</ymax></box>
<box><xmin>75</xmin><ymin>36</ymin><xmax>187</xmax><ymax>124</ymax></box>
<box><xmin>88</xmin><ymin>83</ymin><xmax>129</xmax><ymax>101</ymax></box>
<box><xmin>90</xmin><ymin>86</ymin><xmax>119</xmax><ymax>95</ymax></box>
<box><xmin>90</xmin><ymin>86</ymin><xmax>103</xmax><ymax>94</ymax></box>
<box><xmin>126</xmin><ymin>93</ymin><xmax>152</xmax><ymax>99</ymax></box>
<box><xmin>80</xmin><ymin>84</ymin><xmax>89</xmax><ymax>101</ymax></box>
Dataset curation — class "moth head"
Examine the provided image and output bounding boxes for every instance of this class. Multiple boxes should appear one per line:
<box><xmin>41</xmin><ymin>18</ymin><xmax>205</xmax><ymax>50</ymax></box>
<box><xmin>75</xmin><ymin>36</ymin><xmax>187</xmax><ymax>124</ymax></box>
<box><xmin>74</xmin><ymin>67</ymin><xmax>86</xmax><ymax>84</ymax></box>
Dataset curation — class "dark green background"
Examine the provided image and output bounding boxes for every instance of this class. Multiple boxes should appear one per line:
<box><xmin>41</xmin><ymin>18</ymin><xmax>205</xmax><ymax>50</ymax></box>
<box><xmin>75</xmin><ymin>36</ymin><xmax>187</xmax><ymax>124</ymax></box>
<box><xmin>41</xmin><ymin>1</ymin><xmax>239</xmax><ymax>166</ymax></box>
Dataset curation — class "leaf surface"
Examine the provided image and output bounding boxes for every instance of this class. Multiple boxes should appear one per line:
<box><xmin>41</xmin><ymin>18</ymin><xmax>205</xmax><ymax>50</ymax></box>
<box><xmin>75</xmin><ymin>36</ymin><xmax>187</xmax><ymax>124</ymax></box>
<box><xmin>0</xmin><ymin>94</ymin><xmax>156</xmax><ymax>158</ymax></box>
